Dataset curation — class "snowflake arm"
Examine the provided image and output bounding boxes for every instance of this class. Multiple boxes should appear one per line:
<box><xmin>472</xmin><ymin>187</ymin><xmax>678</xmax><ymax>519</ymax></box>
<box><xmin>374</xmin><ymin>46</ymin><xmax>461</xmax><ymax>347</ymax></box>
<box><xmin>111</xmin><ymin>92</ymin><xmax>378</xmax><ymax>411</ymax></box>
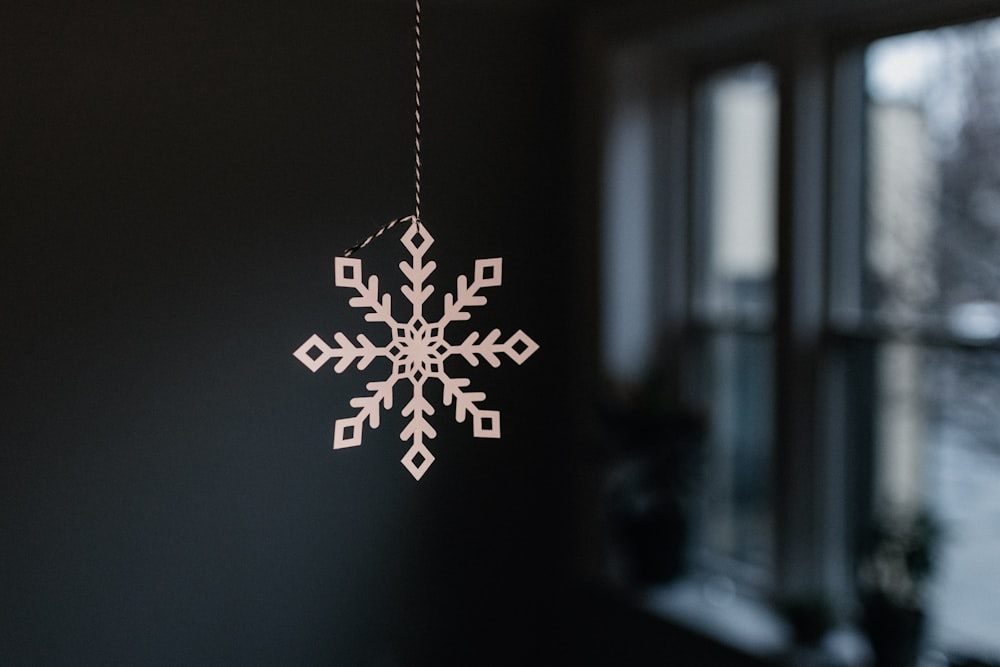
<box><xmin>437</xmin><ymin>374</ymin><xmax>501</xmax><ymax>438</ymax></box>
<box><xmin>333</xmin><ymin>371</ymin><xmax>402</xmax><ymax>450</ymax></box>
<box><xmin>398</xmin><ymin>227</ymin><xmax>436</xmax><ymax>319</ymax></box>
<box><xmin>334</xmin><ymin>256</ymin><xmax>396</xmax><ymax>326</ymax></box>
<box><xmin>293</xmin><ymin>332</ymin><xmax>384</xmax><ymax>373</ymax></box>
<box><xmin>400</xmin><ymin>383</ymin><xmax>436</xmax><ymax>442</ymax></box>
<box><xmin>454</xmin><ymin>329</ymin><xmax>540</xmax><ymax>368</ymax></box>
<box><xmin>441</xmin><ymin>258</ymin><xmax>502</xmax><ymax>325</ymax></box>
<box><xmin>399</xmin><ymin>382</ymin><xmax>436</xmax><ymax>480</ymax></box>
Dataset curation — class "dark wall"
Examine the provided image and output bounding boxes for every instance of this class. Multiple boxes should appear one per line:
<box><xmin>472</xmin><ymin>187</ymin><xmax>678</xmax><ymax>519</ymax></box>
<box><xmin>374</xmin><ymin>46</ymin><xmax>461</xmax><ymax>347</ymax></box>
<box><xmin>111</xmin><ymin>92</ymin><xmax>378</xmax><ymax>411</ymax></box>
<box><xmin>1</xmin><ymin>3</ymin><xmax>577</xmax><ymax>664</ymax></box>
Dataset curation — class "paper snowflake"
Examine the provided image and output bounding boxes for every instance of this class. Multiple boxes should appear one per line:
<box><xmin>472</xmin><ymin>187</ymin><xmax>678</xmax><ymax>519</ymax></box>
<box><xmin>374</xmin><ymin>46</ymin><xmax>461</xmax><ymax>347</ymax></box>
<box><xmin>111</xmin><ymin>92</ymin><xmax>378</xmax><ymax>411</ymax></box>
<box><xmin>294</xmin><ymin>223</ymin><xmax>539</xmax><ymax>480</ymax></box>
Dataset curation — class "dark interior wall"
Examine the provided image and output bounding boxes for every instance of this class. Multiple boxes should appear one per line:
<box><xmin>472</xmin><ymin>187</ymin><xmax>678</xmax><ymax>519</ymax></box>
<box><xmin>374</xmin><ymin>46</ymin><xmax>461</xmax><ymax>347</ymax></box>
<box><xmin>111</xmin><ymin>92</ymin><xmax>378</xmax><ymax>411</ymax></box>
<box><xmin>0</xmin><ymin>3</ymin><xmax>577</xmax><ymax>664</ymax></box>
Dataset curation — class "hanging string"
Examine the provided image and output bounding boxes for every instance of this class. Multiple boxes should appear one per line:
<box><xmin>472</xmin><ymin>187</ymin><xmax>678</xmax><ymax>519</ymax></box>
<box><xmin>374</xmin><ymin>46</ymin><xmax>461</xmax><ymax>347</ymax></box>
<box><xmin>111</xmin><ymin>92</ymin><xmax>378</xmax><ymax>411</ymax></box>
<box><xmin>413</xmin><ymin>0</ymin><xmax>422</xmax><ymax>223</ymax></box>
<box><xmin>344</xmin><ymin>0</ymin><xmax>423</xmax><ymax>258</ymax></box>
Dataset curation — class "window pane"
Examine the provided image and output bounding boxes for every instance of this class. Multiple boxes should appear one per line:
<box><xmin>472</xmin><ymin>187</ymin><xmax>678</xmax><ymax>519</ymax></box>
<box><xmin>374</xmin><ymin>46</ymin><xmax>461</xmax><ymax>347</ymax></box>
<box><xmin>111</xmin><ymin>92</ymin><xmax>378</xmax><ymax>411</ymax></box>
<box><xmin>600</xmin><ymin>53</ymin><xmax>656</xmax><ymax>384</ymax></box>
<box><xmin>866</xmin><ymin>19</ymin><xmax>1000</xmax><ymax>660</ymax></box>
<box><xmin>872</xmin><ymin>342</ymin><xmax>1000</xmax><ymax>658</ymax></box>
<box><xmin>696</xmin><ymin>63</ymin><xmax>778</xmax><ymax>322</ymax></box>
<box><xmin>694</xmin><ymin>331</ymin><xmax>774</xmax><ymax>575</ymax></box>
<box><xmin>866</xmin><ymin>20</ymin><xmax>1000</xmax><ymax>337</ymax></box>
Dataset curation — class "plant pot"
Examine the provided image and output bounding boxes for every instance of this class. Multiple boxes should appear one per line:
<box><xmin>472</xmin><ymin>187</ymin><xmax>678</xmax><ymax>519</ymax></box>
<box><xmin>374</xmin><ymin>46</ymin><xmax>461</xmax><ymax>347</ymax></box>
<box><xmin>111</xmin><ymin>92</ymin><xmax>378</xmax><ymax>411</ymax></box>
<box><xmin>861</xmin><ymin>597</ymin><xmax>925</xmax><ymax>667</ymax></box>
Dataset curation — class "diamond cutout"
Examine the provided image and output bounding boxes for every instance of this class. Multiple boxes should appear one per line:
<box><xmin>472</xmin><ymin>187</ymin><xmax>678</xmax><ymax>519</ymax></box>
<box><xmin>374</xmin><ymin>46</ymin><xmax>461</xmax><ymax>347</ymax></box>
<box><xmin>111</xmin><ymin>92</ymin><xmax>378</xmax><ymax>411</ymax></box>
<box><xmin>293</xmin><ymin>334</ymin><xmax>334</xmax><ymax>372</ymax></box>
<box><xmin>335</xmin><ymin>257</ymin><xmax>363</xmax><ymax>288</ymax></box>
<box><xmin>334</xmin><ymin>415</ymin><xmax>364</xmax><ymax>449</ymax></box>
<box><xmin>402</xmin><ymin>441</ymin><xmax>435</xmax><ymax>480</ymax></box>
<box><xmin>473</xmin><ymin>410</ymin><xmax>501</xmax><ymax>438</ymax></box>
<box><xmin>402</xmin><ymin>223</ymin><xmax>433</xmax><ymax>255</ymax></box>
<box><xmin>475</xmin><ymin>258</ymin><xmax>502</xmax><ymax>287</ymax></box>
<box><xmin>505</xmin><ymin>330</ymin><xmax>539</xmax><ymax>365</ymax></box>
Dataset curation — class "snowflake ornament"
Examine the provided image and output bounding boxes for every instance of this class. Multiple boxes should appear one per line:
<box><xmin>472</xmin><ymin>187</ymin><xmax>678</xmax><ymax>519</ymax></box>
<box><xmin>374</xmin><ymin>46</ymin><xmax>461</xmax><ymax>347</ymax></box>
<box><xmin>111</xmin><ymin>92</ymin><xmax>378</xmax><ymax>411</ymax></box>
<box><xmin>294</xmin><ymin>222</ymin><xmax>539</xmax><ymax>480</ymax></box>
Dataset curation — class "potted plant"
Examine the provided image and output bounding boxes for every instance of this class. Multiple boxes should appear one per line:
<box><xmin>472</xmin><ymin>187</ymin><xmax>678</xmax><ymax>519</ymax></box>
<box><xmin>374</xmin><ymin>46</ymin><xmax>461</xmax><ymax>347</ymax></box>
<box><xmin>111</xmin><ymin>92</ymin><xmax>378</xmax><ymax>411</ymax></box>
<box><xmin>857</xmin><ymin>509</ymin><xmax>943</xmax><ymax>667</ymax></box>
<box><xmin>604</xmin><ymin>368</ymin><xmax>706</xmax><ymax>585</ymax></box>
<box><xmin>779</xmin><ymin>592</ymin><xmax>836</xmax><ymax>648</ymax></box>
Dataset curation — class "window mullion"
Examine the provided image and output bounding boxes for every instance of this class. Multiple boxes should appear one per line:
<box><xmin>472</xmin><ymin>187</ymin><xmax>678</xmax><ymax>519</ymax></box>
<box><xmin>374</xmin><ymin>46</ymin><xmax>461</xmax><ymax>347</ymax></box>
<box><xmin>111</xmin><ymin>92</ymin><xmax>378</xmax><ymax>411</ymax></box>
<box><xmin>651</xmin><ymin>58</ymin><xmax>692</xmax><ymax>381</ymax></box>
<box><xmin>827</xmin><ymin>45</ymin><xmax>876</xmax><ymax>611</ymax></box>
<box><xmin>773</xmin><ymin>31</ymin><xmax>832</xmax><ymax>599</ymax></box>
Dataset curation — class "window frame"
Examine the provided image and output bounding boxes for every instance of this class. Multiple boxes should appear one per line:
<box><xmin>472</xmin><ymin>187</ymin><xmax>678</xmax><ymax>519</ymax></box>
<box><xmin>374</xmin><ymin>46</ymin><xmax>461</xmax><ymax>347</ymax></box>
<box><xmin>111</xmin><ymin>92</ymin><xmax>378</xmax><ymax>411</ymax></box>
<box><xmin>593</xmin><ymin>0</ymin><xmax>1000</xmax><ymax>631</ymax></box>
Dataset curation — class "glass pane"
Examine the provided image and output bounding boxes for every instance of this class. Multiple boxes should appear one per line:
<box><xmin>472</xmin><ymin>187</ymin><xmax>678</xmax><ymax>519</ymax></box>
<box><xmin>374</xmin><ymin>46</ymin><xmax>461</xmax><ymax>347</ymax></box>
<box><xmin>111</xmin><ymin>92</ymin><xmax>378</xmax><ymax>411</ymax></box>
<box><xmin>872</xmin><ymin>342</ymin><xmax>1000</xmax><ymax>659</ymax></box>
<box><xmin>600</xmin><ymin>53</ymin><xmax>657</xmax><ymax>385</ymax></box>
<box><xmin>865</xmin><ymin>20</ymin><xmax>1000</xmax><ymax>337</ymax></box>
<box><xmin>865</xmin><ymin>21</ymin><xmax>1000</xmax><ymax>662</ymax></box>
<box><xmin>693</xmin><ymin>331</ymin><xmax>774</xmax><ymax>575</ymax></box>
<box><xmin>696</xmin><ymin>63</ymin><xmax>778</xmax><ymax>322</ymax></box>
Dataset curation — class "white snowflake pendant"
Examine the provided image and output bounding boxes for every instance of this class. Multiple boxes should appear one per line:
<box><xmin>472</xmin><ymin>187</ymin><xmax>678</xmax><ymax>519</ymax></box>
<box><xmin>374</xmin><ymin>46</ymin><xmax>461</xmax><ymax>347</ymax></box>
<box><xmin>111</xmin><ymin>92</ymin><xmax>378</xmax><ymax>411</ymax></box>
<box><xmin>294</xmin><ymin>223</ymin><xmax>539</xmax><ymax>480</ymax></box>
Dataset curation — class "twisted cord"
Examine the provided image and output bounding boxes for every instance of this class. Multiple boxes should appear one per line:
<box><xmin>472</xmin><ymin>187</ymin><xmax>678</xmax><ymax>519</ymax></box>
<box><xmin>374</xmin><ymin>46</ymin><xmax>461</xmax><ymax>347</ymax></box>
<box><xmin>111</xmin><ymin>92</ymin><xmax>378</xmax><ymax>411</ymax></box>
<box><xmin>414</xmin><ymin>0</ymin><xmax>422</xmax><ymax>223</ymax></box>
<box><xmin>343</xmin><ymin>0</ymin><xmax>423</xmax><ymax>257</ymax></box>
<box><xmin>343</xmin><ymin>215</ymin><xmax>416</xmax><ymax>257</ymax></box>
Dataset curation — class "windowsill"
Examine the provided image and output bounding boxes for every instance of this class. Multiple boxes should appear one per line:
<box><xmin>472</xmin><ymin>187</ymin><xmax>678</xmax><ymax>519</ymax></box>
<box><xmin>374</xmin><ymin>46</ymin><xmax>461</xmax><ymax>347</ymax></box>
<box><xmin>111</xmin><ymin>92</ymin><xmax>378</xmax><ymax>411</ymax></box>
<box><xmin>634</xmin><ymin>577</ymin><xmax>791</xmax><ymax>661</ymax></box>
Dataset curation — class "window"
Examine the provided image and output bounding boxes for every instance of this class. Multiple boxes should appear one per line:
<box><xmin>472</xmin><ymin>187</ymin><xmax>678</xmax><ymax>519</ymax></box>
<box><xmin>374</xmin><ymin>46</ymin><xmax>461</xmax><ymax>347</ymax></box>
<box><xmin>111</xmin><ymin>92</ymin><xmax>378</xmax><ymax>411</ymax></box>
<box><xmin>690</xmin><ymin>63</ymin><xmax>778</xmax><ymax>580</ymax></box>
<box><xmin>844</xmin><ymin>20</ymin><xmax>1000</xmax><ymax>658</ymax></box>
<box><xmin>599</xmin><ymin>5</ymin><xmax>1000</xmax><ymax>663</ymax></box>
